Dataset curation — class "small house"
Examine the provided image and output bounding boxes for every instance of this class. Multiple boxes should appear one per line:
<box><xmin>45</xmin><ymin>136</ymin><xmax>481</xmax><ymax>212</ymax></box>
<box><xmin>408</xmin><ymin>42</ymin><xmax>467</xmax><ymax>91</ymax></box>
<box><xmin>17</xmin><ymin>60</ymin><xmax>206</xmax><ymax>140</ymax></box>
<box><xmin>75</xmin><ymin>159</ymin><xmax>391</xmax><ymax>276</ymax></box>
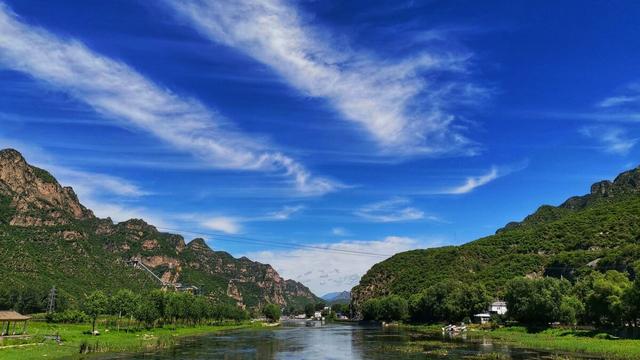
<box><xmin>473</xmin><ymin>313</ymin><xmax>491</xmax><ymax>324</ymax></box>
<box><xmin>489</xmin><ymin>300</ymin><xmax>507</xmax><ymax>315</ymax></box>
<box><xmin>0</xmin><ymin>311</ymin><xmax>31</xmax><ymax>336</ymax></box>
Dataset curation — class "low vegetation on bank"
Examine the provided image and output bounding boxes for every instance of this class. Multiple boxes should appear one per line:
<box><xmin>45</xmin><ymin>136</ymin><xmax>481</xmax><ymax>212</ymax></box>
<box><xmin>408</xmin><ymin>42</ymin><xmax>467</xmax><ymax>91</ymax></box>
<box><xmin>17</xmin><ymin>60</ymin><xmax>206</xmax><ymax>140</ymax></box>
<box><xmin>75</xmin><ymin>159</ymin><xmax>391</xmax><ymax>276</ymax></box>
<box><xmin>403</xmin><ymin>325</ymin><xmax>640</xmax><ymax>360</ymax></box>
<box><xmin>0</xmin><ymin>288</ymin><xmax>285</xmax><ymax>359</ymax></box>
<box><xmin>0</xmin><ymin>320</ymin><xmax>257</xmax><ymax>360</ymax></box>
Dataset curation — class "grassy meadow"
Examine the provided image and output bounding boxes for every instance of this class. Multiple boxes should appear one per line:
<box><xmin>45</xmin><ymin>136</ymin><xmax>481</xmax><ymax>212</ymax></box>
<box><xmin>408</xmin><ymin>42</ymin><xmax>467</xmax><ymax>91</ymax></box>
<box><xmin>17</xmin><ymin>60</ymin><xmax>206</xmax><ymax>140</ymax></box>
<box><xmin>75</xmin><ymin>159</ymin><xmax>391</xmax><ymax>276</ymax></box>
<box><xmin>404</xmin><ymin>324</ymin><xmax>640</xmax><ymax>359</ymax></box>
<box><xmin>0</xmin><ymin>320</ymin><xmax>259</xmax><ymax>359</ymax></box>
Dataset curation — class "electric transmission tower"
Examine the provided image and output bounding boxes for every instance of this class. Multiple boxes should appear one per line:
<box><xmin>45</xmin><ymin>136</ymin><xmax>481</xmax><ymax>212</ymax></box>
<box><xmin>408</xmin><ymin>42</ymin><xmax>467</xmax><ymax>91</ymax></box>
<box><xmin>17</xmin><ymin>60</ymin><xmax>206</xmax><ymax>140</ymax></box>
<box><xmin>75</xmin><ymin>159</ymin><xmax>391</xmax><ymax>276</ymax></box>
<box><xmin>47</xmin><ymin>286</ymin><xmax>57</xmax><ymax>314</ymax></box>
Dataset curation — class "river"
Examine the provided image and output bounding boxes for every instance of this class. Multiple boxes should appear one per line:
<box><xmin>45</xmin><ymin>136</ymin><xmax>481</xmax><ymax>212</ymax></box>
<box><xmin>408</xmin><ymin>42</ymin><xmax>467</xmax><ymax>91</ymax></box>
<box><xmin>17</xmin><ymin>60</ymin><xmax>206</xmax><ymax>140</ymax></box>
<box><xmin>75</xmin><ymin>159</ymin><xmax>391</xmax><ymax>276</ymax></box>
<box><xmin>102</xmin><ymin>321</ymin><xmax>606</xmax><ymax>359</ymax></box>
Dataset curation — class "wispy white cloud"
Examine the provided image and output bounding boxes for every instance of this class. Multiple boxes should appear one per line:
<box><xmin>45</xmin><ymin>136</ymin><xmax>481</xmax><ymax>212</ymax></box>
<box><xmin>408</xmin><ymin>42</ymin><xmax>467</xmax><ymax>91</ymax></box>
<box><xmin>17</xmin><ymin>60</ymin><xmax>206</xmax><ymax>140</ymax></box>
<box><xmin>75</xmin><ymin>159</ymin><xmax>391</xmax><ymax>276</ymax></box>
<box><xmin>49</xmin><ymin>166</ymin><xmax>149</xmax><ymax>198</ymax></box>
<box><xmin>598</xmin><ymin>83</ymin><xmax>640</xmax><ymax>109</ymax></box>
<box><xmin>580</xmin><ymin>126</ymin><xmax>637</xmax><ymax>155</ymax></box>
<box><xmin>195</xmin><ymin>205</ymin><xmax>304</xmax><ymax>234</ymax></box>
<box><xmin>201</xmin><ymin>216</ymin><xmax>241</xmax><ymax>234</ymax></box>
<box><xmin>245</xmin><ymin>236</ymin><xmax>441</xmax><ymax>295</ymax></box>
<box><xmin>599</xmin><ymin>95</ymin><xmax>640</xmax><ymax>108</ymax></box>
<box><xmin>265</xmin><ymin>205</ymin><xmax>305</xmax><ymax>220</ymax></box>
<box><xmin>445</xmin><ymin>166</ymin><xmax>499</xmax><ymax>194</ymax></box>
<box><xmin>355</xmin><ymin>197</ymin><xmax>433</xmax><ymax>223</ymax></box>
<box><xmin>0</xmin><ymin>3</ymin><xmax>337</xmax><ymax>196</ymax></box>
<box><xmin>331</xmin><ymin>227</ymin><xmax>348</xmax><ymax>236</ymax></box>
<box><xmin>166</xmin><ymin>0</ymin><xmax>484</xmax><ymax>156</ymax></box>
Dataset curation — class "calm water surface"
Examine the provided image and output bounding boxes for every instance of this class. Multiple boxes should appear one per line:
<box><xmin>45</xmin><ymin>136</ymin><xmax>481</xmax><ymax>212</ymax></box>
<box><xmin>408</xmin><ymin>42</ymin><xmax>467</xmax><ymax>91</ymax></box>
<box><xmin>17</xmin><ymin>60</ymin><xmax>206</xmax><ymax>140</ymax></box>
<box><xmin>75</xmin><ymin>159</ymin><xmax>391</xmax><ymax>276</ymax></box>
<box><xmin>104</xmin><ymin>321</ymin><xmax>606</xmax><ymax>359</ymax></box>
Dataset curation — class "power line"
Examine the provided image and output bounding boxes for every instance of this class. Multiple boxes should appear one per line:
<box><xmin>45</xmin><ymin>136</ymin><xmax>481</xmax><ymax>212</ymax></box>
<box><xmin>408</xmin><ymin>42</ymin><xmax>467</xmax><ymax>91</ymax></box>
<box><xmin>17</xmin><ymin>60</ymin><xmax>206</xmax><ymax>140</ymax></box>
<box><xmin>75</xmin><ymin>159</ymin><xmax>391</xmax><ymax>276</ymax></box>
<box><xmin>155</xmin><ymin>227</ymin><xmax>393</xmax><ymax>258</ymax></box>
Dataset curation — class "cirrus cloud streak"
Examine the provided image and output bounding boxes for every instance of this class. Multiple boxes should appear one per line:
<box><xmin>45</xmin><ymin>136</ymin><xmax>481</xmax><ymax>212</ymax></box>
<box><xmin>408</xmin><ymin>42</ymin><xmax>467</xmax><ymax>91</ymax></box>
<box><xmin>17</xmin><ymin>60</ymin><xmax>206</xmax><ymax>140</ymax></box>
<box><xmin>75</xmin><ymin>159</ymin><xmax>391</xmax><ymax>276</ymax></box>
<box><xmin>166</xmin><ymin>0</ymin><xmax>483</xmax><ymax>156</ymax></box>
<box><xmin>0</xmin><ymin>3</ymin><xmax>337</xmax><ymax>196</ymax></box>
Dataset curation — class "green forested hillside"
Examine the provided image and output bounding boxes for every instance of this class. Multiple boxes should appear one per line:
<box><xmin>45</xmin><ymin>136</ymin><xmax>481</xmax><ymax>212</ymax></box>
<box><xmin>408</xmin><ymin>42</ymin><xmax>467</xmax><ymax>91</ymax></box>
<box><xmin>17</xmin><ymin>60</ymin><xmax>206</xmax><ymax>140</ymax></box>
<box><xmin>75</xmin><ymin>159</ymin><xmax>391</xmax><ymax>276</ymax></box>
<box><xmin>0</xmin><ymin>149</ymin><xmax>319</xmax><ymax>312</ymax></box>
<box><xmin>351</xmin><ymin>166</ymin><xmax>640</xmax><ymax>312</ymax></box>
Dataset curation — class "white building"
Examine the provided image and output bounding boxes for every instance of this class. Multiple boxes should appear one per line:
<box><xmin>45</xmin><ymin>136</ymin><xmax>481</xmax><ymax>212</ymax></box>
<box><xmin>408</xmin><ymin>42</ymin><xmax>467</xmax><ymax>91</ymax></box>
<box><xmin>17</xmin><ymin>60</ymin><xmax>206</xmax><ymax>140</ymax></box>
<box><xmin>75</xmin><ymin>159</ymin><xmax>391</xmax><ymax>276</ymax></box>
<box><xmin>489</xmin><ymin>300</ymin><xmax>507</xmax><ymax>315</ymax></box>
<box><xmin>473</xmin><ymin>313</ymin><xmax>491</xmax><ymax>324</ymax></box>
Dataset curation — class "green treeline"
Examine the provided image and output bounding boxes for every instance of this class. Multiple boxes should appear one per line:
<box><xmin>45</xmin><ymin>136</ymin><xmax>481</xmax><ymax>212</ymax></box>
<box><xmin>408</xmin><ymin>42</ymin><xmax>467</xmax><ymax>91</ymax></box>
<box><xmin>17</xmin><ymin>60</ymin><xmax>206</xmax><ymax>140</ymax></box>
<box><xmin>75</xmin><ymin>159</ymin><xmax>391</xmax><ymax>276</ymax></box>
<box><xmin>362</xmin><ymin>267</ymin><xmax>640</xmax><ymax>328</ymax></box>
<box><xmin>85</xmin><ymin>289</ymin><xmax>251</xmax><ymax>331</ymax></box>
<box><xmin>28</xmin><ymin>289</ymin><xmax>254</xmax><ymax>332</ymax></box>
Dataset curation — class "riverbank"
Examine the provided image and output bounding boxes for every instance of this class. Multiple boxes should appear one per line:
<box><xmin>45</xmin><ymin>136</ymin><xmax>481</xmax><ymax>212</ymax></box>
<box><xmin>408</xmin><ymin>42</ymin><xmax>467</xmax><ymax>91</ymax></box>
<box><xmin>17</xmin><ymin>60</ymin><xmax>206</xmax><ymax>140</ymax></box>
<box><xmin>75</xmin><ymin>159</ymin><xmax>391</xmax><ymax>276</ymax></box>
<box><xmin>0</xmin><ymin>321</ymin><xmax>261</xmax><ymax>360</ymax></box>
<box><xmin>404</xmin><ymin>324</ymin><xmax>640</xmax><ymax>359</ymax></box>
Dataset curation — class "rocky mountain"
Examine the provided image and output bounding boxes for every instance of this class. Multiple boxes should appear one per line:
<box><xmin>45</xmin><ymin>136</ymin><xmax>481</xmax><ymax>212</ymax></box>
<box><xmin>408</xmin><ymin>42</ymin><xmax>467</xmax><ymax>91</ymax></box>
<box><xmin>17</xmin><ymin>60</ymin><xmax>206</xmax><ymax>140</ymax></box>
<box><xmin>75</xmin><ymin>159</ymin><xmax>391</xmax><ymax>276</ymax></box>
<box><xmin>0</xmin><ymin>149</ymin><xmax>319</xmax><ymax>310</ymax></box>
<box><xmin>351</xmin><ymin>165</ymin><xmax>640</xmax><ymax>313</ymax></box>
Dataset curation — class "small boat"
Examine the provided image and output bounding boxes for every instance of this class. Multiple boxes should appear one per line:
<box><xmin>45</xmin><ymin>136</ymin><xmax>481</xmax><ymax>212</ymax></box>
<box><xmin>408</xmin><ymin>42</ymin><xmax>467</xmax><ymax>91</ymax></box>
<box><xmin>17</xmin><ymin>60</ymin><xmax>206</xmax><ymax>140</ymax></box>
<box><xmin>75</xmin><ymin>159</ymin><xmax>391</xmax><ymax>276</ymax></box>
<box><xmin>442</xmin><ymin>324</ymin><xmax>467</xmax><ymax>334</ymax></box>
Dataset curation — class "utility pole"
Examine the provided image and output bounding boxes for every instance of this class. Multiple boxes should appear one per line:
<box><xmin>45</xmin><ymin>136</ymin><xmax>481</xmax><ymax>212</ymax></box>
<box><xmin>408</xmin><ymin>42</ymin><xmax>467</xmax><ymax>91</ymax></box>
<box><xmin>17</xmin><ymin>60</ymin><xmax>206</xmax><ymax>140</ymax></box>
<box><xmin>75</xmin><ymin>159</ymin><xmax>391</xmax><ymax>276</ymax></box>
<box><xmin>47</xmin><ymin>286</ymin><xmax>57</xmax><ymax>314</ymax></box>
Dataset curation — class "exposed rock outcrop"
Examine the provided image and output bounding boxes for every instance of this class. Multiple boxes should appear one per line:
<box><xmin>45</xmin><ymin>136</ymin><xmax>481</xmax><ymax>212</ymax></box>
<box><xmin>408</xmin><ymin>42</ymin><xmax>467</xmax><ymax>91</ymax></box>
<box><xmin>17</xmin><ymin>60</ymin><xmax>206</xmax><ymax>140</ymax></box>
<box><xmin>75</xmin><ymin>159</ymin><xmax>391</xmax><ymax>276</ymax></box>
<box><xmin>0</xmin><ymin>149</ymin><xmax>93</xmax><ymax>226</ymax></box>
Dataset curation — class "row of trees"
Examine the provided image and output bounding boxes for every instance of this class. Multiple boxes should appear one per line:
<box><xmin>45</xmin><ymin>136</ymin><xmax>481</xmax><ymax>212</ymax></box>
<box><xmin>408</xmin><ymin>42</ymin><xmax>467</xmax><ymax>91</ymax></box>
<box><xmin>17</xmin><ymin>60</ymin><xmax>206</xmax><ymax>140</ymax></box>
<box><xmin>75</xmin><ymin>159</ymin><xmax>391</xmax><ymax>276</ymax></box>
<box><xmin>362</xmin><ymin>295</ymin><xmax>409</xmax><ymax>322</ymax></box>
<box><xmin>361</xmin><ymin>269</ymin><xmax>640</xmax><ymax>327</ymax></box>
<box><xmin>506</xmin><ymin>270</ymin><xmax>640</xmax><ymax>327</ymax></box>
<box><xmin>0</xmin><ymin>287</ymin><xmax>68</xmax><ymax>314</ymax></box>
<box><xmin>361</xmin><ymin>281</ymin><xmax>491</xmax><ymax>323</ymax></box>
<box><xmin>79</xmin><ymin>289</ymin><xmax>250</xmax><ymax>333</ymax></box>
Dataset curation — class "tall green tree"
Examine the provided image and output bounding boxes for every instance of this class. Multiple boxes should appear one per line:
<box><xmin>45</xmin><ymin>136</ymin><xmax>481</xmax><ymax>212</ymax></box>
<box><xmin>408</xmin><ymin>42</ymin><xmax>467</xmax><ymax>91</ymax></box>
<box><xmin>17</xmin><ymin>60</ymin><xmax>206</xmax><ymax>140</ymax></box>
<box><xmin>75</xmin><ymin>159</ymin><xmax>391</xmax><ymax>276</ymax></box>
<box><xmin>262</xmin><ymin>303</ymin><xmax>281</xmax><ymax>323</ymax></box>
<box><xmin>83</xmin><ymin>291</ymin><xmax>108</xmax><ymax>334</ymax></box>
<box><xmin>576</xmin><ymin>270</ymin><xmax>631</xmax><ymax>326</ymax></box>
<box><xmin>110</xmin><ymin>289</ymin><xmax>137</xmax><ymax>331</ymax></box>
<box><xmin>134</xmin><ymin>296</ymin><xmax>160</xmax><ymax>329</ymax></box>
<box><xmin>165</xmin><ymin>292</ymin><xmax>185</xmax><ymax>325</ymax></box>
<box><xmin>304</xmin><ymin>303</ymin><xmax>315</xmax><ymax>318</ymax></box>
<box><xmin>378</xmin><ymin>295</ymin><xmax>408</xmax><ymax>322</ymax></box>
<box><xmin>361</xmin><ymin>298</ymin><xmax>382</xmax><ymax>321</ymax></box>
<box><xmin>559</xmin><ymin>296</ymin><xmax>585</xmax><ymax>326</ymax></box>
<box><xmin>505</xmin><ymin>277</ymin><xmax>571</xmax><ymax>325</ymax></box>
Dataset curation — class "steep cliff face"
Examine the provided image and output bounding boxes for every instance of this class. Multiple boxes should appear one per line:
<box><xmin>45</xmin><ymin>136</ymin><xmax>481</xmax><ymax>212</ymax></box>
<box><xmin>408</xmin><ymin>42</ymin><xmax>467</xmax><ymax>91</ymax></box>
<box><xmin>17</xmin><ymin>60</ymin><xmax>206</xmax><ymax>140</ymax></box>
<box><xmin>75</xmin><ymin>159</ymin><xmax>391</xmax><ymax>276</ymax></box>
<box><xmin>180</xmin><ymin>238</ymin><xmax>318</xmax><ymax>308</ymax></box>
<box><xmin>0</xmin><ymin>149</ymin><xmax>318</xmax><ymax>309</ymax></box>
<box><xmin>352</xmin><ymin>165</ymin><xmax>640</xmax><ymax>314</ymax></box>
<box><xmin>0</xmin><ymin>149</ymin><xmax>93</xmax><ymax>226</ymax></box>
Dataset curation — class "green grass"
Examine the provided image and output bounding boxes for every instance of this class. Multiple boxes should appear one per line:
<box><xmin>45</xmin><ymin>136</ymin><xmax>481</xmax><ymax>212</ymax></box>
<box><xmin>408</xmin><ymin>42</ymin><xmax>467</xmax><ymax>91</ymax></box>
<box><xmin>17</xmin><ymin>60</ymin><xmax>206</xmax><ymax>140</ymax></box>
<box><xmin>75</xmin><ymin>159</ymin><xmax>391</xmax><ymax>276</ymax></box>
<box><xmin>0</xmin><ymin>320</ymin><xmax>260</xmax><ymax>359</ymax></box>
<box><xmin>483</xmin><ymin>327</ymin><xmax>640</xmax><ymax>360</ymax></box>
<box><xmin>404</xmin><ymin>324</ymin><xmax>640</xmax><ymax>360</ymax></box>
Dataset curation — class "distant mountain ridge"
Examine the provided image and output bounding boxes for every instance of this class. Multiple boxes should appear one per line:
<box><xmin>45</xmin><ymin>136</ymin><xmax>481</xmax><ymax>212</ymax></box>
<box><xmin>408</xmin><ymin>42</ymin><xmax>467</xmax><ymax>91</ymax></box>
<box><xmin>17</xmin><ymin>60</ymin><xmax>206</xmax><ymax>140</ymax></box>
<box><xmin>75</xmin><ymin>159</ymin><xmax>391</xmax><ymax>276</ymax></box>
<box><xmin>321</xmin><ymin>291</ymin><xmax>350</xmax><ymax>304</ymax></box>
<box><xmin>351</xmin><ymin>165</ymin><xmax>640</xmax><ymax>313</ymax></box>
<box><xmin>0</xmin><ymin>149</ymin><xmax>319</xmax><ymax>310</ymax></box>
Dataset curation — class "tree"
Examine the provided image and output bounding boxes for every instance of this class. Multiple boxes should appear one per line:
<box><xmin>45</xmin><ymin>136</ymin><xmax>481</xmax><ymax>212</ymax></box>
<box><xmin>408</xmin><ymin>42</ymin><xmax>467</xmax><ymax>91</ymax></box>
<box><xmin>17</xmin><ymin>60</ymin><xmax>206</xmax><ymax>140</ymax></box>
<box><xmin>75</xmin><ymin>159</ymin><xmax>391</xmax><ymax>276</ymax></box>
<box><xmin>559</xmin><ymin>296</ymin><xmax>585</xmax><ymax>326</ymax></box>
<box><xmin>110</xmin><ymin>289</ymin><xmax>136</xmax><ymax>331</ymax></box>
<box><xmin>576</xmin><ymin>270</ymin><xmax>631</xmax><ymax>326</ymax></box>
<box><xmin>505</xmin><ymin>277</ymin><xmax>571</xmax><ymax>325</ymax></box>
<box><xmin>83</xmin><ymin>291</ymin><xmax>108</xmax><ymax>334</ymax></box>
<box><xmin>361</xmin><ymin>298</ymin><xmax>382</xmax><ymax>321</ymax></box>
<box><xmin>134</xmin><ymin>296</ymin><xmax>160</xmax><ymax>329</ymax></box>
<box><xmin>262</xmin><ymin>304</ymin><xmax>281</xmax><ymax>323</ymax></box>
<box><xmin>165</xmin><ymin>292</ymin><xmax>185</xmax><ymax>326</ymax></box>
<box><xmin>378</xmin><ymin>295</ymin><xmax>408</xmax><ymax>322</ymax></box>
<box><xmin>331</xmin><ymin>303</ymin><xmax>349</xmax><ymax>315</ymax></box>
<box><xmin>188</xmin><ymin>295</ymin><xmax>208</xmax><ymax>325</ymax></box>
<box><xmin>408</xmin><ymin>280</ymin><xmax>491</xmax><ymax>323</ymax></box>
<box><xmin>622</xmin><ymin>264</ymin><xmax>640</xmax><ymax>325</ymax></box>
<box><xmin>304</xmin><ymin>303</ymin><xmax>315</xmax><ymax>318</ymax></box>
<box><xmin>147</xmin><ymin>290</ymin><xmax>167</xmax><ymax>322</ymax></box>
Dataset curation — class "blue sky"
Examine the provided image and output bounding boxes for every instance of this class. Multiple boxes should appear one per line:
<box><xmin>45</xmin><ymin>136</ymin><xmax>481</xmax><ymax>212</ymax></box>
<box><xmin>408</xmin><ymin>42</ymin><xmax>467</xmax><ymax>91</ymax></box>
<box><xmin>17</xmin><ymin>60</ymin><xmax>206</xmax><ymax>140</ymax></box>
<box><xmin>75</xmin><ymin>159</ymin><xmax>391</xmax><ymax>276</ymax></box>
<box><xmin>2</xmin><ymin>0</ymin><xmax>640</xmax><ymax>295</ymax></box>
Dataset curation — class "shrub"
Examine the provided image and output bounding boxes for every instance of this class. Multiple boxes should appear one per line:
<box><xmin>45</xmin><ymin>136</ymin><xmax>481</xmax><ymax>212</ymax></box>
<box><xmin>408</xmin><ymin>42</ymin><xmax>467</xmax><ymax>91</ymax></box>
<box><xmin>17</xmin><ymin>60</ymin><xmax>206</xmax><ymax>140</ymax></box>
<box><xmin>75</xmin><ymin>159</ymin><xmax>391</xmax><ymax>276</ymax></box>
<box><xmin>46</xmin><ymin>309</ymin><xmax>90</xmax><ymax>323</ymax></box>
